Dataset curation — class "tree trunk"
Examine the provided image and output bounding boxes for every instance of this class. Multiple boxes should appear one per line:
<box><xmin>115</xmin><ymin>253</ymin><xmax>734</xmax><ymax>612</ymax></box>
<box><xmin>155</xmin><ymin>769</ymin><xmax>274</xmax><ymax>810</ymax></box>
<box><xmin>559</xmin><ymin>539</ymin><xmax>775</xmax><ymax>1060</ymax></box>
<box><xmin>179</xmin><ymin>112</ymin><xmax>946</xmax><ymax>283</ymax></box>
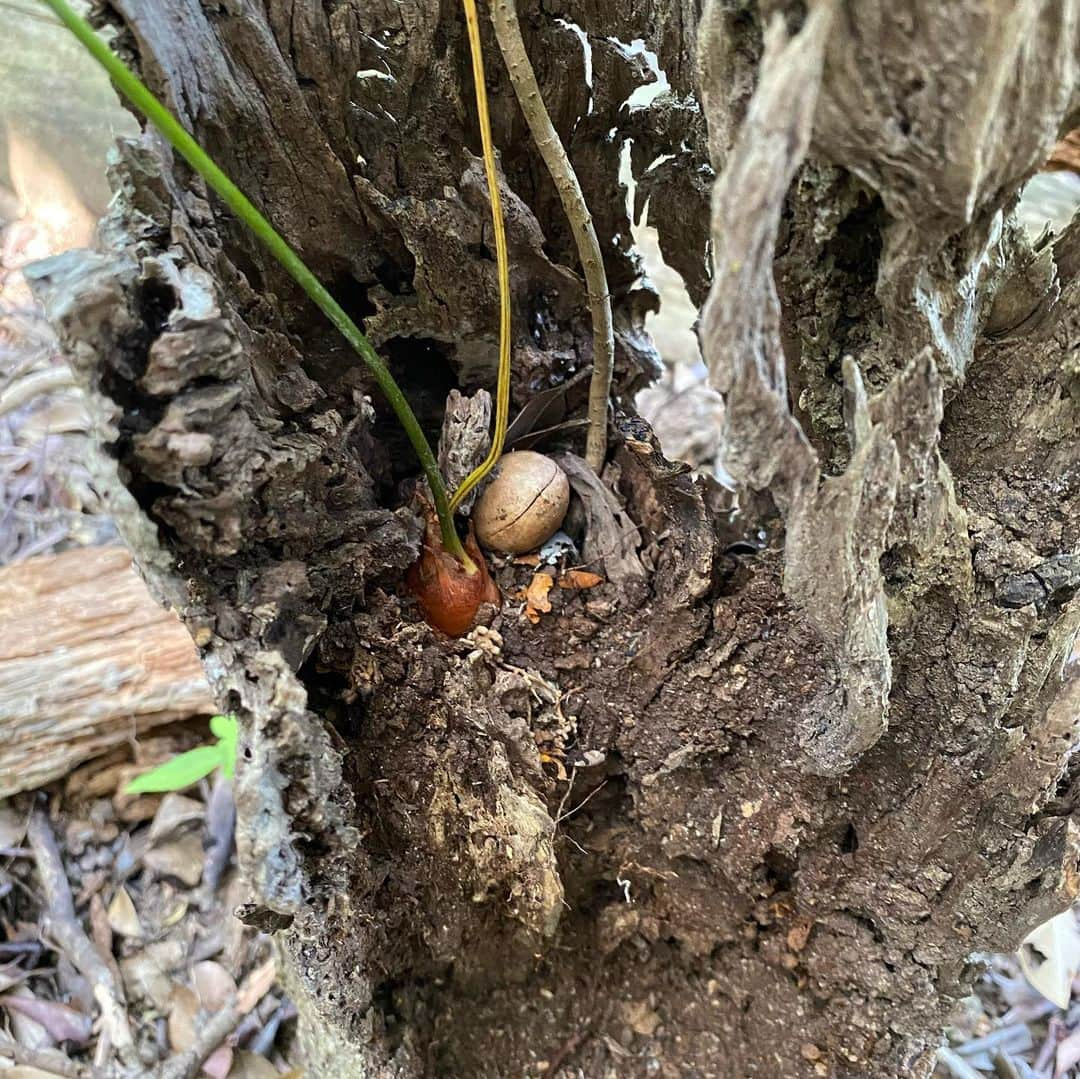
<box><xmin>27</xmin><ymin>0</ymin><xmax>1080</xmax><ymax>1075</ymax></box>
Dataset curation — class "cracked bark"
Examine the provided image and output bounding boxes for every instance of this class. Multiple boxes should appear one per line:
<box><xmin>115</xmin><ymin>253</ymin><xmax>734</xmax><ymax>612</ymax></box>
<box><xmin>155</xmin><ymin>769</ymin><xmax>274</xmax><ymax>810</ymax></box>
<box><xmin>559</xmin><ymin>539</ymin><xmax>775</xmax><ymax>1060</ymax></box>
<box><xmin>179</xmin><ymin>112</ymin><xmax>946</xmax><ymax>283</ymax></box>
<box><xmin>26</xmin><ymin>0</ymin><xmax>1080</xmax><ymax>1075</ymax></box>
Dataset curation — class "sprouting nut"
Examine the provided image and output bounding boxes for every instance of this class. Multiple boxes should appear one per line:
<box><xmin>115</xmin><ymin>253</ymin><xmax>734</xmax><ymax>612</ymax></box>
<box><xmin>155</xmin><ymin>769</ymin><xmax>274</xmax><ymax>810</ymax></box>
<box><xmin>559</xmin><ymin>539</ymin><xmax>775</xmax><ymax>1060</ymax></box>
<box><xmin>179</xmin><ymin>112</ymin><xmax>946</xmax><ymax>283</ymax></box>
<box><xmin>473</xmin><ymin>451</ymin><xmax>570</xmax><ymax>554</ymax></box>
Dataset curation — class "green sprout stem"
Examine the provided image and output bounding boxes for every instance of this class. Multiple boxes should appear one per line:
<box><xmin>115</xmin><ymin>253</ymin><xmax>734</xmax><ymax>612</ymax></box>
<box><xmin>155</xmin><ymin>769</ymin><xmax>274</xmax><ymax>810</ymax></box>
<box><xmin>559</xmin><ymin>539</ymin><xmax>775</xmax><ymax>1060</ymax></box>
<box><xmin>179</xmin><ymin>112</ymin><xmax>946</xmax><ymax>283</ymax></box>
<box><xmin>40</xmin><ymin>0</ymin><xmax>475</xmax><ymax>573</ymax></box>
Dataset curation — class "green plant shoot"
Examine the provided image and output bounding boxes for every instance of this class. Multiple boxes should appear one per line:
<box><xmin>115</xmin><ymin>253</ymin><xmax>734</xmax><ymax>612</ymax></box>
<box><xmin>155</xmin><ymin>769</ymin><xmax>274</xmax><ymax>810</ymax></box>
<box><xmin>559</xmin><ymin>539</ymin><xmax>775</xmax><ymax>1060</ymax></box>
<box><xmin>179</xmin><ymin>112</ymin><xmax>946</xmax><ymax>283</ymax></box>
<box><xmin>125</xmin><ymin>714</ymin><xmax>239</xmax><ymax>795</ymax></box>
<box><xmin>39</xmin><ymin>0</ymin><xmax>475</xmax><ymax>572</ymax></box>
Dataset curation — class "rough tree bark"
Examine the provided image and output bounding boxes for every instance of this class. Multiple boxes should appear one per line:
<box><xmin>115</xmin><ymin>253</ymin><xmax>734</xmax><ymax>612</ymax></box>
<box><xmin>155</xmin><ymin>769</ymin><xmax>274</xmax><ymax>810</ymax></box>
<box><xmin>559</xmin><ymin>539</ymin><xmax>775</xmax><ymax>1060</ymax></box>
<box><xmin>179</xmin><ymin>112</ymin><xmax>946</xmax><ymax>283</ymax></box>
<box><xmin>25</xmin><ymin>0</ymin><xmax>1080</xmax><ymax>1075</ymax></box>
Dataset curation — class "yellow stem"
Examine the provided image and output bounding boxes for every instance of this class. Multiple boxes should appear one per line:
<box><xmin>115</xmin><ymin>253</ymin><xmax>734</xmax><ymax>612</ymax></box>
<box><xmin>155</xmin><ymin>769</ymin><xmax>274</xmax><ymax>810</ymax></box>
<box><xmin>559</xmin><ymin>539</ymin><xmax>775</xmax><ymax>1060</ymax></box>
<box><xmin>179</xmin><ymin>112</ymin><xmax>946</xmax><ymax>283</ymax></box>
<box><xmin>450</xmin><ymin>0</ymin><xmax>513</xmax><ymax>512</ymax></box>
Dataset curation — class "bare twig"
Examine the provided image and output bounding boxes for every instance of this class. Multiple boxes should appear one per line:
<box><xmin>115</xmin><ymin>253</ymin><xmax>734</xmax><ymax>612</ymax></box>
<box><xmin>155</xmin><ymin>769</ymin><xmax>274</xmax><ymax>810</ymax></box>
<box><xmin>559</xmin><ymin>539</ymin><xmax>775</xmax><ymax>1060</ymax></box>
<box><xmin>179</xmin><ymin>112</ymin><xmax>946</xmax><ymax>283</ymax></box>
<box><xmin>544</xmin><ymin>1026</ymin><xmax>589</xmax><ymax>1075</ymax></box>
<box><xmin>159</xmin><ymin>956</ymin><xmax>275</xmax><ymax>1079</ymax></box>
<box><xmin>248</xmin><ymin>998</ymin><xmax>297</xmax><ymax>1057</ymax></box>
<box><xmin>26</xmin><ymin>806</ymin><xmax>136</xmax><ymax>1064</ymax></box>
<box><xmin>936</xmin><ymin>1047</ymin><xmax>989</xmax><ymax>1079</ymax></box>
<box><xmin>489</xmin><ymin>0</ymin><xmax>615</xmax><ymax>472</ymax></box>
<box><xmin>0</xmin><ymin>1033</ymin><xmax>89</xmax><ymax>1077</ymax></box>
<box><xmin>553</xmin><ymin>765</ymin><xmax>577</xmax><ymax>828</ymax></box>
<box><xmin>556</xmin><ymin>780</ymin><xmax>608</xmax><ymax>824</ymax></box>
<box><xmin>158</xmin><ymin>995</ymin><xmax>242</xmax><ymax>1079</ymax></box>
<box><xmin>201</xmin><ymin>775</ymin><xmax>236</xmax><ymax>896</ymax></box>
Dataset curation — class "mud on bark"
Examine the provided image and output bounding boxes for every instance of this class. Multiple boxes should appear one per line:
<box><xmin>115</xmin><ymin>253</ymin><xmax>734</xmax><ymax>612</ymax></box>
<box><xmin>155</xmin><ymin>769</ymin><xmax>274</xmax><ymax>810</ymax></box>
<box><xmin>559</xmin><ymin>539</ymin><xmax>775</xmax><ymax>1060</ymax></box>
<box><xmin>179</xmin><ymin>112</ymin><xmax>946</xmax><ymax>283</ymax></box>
<box><xmin>27</xmin><ymin>0</ymin><xmax>1080</xmax><ymax>1075</ymax></box>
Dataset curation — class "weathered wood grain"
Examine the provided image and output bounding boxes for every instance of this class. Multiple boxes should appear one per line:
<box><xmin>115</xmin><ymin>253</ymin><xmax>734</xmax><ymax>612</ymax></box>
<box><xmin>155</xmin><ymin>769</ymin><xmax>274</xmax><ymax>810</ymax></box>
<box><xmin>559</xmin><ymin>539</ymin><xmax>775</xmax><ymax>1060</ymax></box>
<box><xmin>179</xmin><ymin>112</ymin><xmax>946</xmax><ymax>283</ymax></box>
<box><xmin>0</xmin><ymin>545</ymin><xmax>213</xmax><ymax>797</ymax></box>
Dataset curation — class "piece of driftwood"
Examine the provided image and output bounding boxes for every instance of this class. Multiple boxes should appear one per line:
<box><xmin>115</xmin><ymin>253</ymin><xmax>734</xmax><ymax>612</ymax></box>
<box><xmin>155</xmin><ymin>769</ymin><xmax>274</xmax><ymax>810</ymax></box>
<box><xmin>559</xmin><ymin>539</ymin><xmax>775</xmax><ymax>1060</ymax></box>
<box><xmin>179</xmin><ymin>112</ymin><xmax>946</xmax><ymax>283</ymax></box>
<box><xmin>0</xmin><ymin>545</ymin><xmax>213</xmax><ymax>797</ymax></box>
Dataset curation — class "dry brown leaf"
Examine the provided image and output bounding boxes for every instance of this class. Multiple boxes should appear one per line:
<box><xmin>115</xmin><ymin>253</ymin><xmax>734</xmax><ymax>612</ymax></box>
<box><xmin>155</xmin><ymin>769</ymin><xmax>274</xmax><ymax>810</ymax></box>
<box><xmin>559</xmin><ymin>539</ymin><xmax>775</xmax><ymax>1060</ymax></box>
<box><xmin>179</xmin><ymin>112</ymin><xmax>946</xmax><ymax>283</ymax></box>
<box><xmin>11</xmin><ymin>998</ymin><xmax>91</xmax><ymax>1045</ymax></box>
<box><xmin>120</xmin><ymin>940</ymin><xmax>185</xmax><ymax>1010</ymax></box>
<box><xmin>513</xmin><ymin>553</ymin><xmax>541</xmax><ymax>566</ymax></box>
<box><xmin>162</xmin><ymin>899</ymin><xmax>188</xmax><ymax>927</ymax></box>
<box><xmin>0</xmin><ymin>805</ymin><xmax>28</xmax><ymax>847</ymax></box>
<box><xmin>88</xmin><ymin>892</ymin><xmax>123</xmax><ymax>991</ymax></box>
<box><xmin>521</xmin><ymin>572</ymin><xmax>554</xmax><ymax>624</ymax></box>
<box><xmin>106</xmin><ymin>885</ymin><xmax>143</xmax><ymax>939</ymax></box>
<box><xmin>0</xmin><ymin>993</ymin><xmax>92</xmax><ymax>1045</ymax></box>
<box><xmin>167</xmin><ymin>983</ymin><xmax>200</xmax><ymax>1052</ymax></box>
<box><xmin>192</xmin><ymin>961</ymin><xmax>237</xmax><ymax>1013</ymax></box>
<box><xmin>1047</xmin><ymin>128</ymin><xmax>1080</xmax><ymax>172</ymax></box>
<box><xmin>1019</xmin><ymin>903</ymin><xmax>1080</xmax><ymax>1009</ymax></box>
<box><xmin>74</xmin><ymin>868</ymin><xmax>110</xmax><ymax>907</ymax></box>
<box><xmin>143</xmin><ymin>831</ymin><xmax>204</xmax><ymax>888</ymax></box>
<box><xmin>559</xmin><ymin>569</ymin><xmax>604</xmax><ymax>590</ymax></box>
<box><xmin>553</xmin><ymin>453</ymin><xmax>647</xmax><ymax>586</ymax></box>
<box><xmin>786</xmin><ymin>919</ymin><xmax>813</xmax><ymax>953</ymax></box>
<box><xmin>202</xmin><ymin>1044</ymin><xmax>233</xmax><ymax>1079</ymax></box>
<box><xmin>148</xmin><ymin>793</ymin><xmax>205</xmax><ymax>844</ymax></box>
<box><xmin>5</xmin><ymin>988</ymin><xmax>51</xmax><ymax>1051</ymax></box>
<box><xmin>88</xmin><ymin>893</ymin><xmax>112</xmax><ymax>959</ymax></box>
<box><xmin>236</xmin><ymin>957</ymin><xmax>278</xmax><ymax>1015</ymax></box>
<box><xmin>538</xmin><ymin>752</ymin><xmax>568</xmax><ymax>781</ymax></box>
<box><xmin>64</xmin><ymin>750</ymin><xmax>130</xmax><ymax>801</ymax></box>
<box><xmin>620</xmin><ymin>999</ymin><xmax>661</xmax><ymax>1037</ymax></box>
<box><xmin>115</xmin><ymin>794</ymin><xmax>163</xmax><ymax>824</ymax></box>
<box><xmin>228</xmin><ymin>1051</ymin><xmax>281</xmax><ymax>1079</ymax></box>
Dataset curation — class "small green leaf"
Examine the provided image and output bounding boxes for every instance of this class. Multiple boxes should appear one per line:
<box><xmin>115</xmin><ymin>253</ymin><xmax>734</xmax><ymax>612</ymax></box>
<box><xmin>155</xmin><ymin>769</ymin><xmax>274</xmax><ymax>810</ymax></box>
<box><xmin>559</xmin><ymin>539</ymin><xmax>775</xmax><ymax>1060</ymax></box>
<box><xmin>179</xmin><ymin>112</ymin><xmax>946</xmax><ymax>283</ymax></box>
<box><xmin>210</xmin><ymin>714</ymin><xmax>240</xmax><ymax>779</ymax></box>
<box><xmin>208</xmin><ymin>713</ymin><xmax>233</xmax><ymax>739</ymax></box>
<box><xmin>125</xmin><ymin>744</ymin><xmax>223</xmax><ymax>794</ymax></box>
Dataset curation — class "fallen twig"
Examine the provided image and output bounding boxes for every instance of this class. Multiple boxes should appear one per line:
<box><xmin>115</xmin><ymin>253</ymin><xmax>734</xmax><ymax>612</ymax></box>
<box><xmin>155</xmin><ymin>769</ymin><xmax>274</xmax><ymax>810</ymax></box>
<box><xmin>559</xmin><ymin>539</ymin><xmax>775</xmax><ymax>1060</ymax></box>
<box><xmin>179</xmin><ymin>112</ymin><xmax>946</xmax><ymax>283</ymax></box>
<box><xmin>556</xmin><ymin>780</ymin><xmax>608</xmax><ymax>824</ymax></box>
<box><xmin>0</xmin><ymin>1031</ymin><xmax>89</xmax><ymax>1077</ymax></box>
<box><xmin>158</xmin><ymin>957</ymin><xmax>276</xmax><ymax>1079</ymax></box>
<box><xmin>936</xmin><ymin>1046</ymin><xmax>986</xmax><ymax>1079</ymax></box>
<box><xmin>248</xmin><ymin>998</ymin><xmax>298</xmax><ymax>1057</ymax></box>
<box><xmin>26</xmin><ymin>806</ymin><xmax>136</xmax><ymax>1065</ymax></box>
<box><xmin>201</xmin><ymin>775</ymin><xmax>235</xmax><ymax>896</ymax></box>
<box><xmin>490</xmin><ymin>0</ymin><xmax>615</xmax><ymax>472</ymax></box>
<box><xmin>158</xmin><ymin>995</ymin><xmax>242</xmax><ymax>1079</ymax></box>
<box><xmin>955</xmin><ymin>1022</ymin><xmax>1034</xmax><ymax>1060</ymax></box>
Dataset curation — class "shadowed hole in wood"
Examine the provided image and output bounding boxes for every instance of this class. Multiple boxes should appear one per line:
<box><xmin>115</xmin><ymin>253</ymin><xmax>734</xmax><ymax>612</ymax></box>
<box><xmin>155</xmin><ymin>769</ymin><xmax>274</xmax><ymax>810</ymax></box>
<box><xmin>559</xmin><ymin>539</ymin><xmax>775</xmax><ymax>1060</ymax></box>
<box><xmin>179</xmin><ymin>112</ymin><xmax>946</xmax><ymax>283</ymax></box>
<box><xmin>372</xmin><ymin>253</ymin><xmax>417</xmax><ymax>296</ymax></box>
<box><xmin>839</xmin><ymin>820</ymin><xmax>859</xmax><ymax>854</ymax></box>
<box><xmin>371</xmin><ymin>336</ymin><xmax>458</xmax><ymax>489</ymax></box>
<box><xmin>100</xmin><ymin>276</ymin><xmax>175</xmax><ymax>434</ymax></box>
<box><xmin>329</xmin><ymin>272</ymin><xmax>379</xmax><ymax>322</ymax></box>
<box><xmin>762</xmin><ymin>847</ymin><xmax>798</xmax><ymax>893</ymax></box>
<box><xmin>371</xmin><ymin>976</ymin><xmax>424</xmax><ymax>1053</ymax></box>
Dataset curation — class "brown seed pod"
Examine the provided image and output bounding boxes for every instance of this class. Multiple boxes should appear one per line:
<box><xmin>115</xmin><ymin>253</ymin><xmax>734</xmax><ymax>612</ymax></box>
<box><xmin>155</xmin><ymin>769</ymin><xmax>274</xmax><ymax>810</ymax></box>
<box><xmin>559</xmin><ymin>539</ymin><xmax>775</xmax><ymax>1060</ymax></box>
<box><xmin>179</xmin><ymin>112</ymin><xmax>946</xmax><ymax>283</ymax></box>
<box><xmin>406</xmin><ymin>510</ymin><xmax>501</xmax><ymax>636</ymax></box>
<box><xmin>473</xmin><ymin>451</ymin><xmax>570</xmax><ymax>554</ymax></box>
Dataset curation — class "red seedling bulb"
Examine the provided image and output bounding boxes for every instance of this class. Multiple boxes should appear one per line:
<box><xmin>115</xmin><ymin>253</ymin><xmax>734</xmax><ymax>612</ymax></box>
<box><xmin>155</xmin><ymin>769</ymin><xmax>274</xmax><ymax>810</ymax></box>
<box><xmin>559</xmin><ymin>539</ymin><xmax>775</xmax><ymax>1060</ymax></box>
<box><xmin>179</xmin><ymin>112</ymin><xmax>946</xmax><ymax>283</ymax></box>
<box><xmin>406</xmin><ymin>509</ymin><xmax>501</xmax><ymax>636</ymax></box>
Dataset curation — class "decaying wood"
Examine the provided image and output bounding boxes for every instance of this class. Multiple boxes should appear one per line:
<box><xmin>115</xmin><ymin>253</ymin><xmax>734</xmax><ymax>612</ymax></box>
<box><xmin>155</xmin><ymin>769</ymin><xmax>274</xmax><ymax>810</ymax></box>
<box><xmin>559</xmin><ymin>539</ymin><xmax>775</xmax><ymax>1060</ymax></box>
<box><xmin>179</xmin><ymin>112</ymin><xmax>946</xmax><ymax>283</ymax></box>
<box><xmin>24</xmin><ymin>0</ymin><xmax>1080</xmax><ymax>1075</ymax></box>
<box><xmin>0</xmin><ymin>545</ymin><xmax>213</xmax><ymax>797</ymax></box>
